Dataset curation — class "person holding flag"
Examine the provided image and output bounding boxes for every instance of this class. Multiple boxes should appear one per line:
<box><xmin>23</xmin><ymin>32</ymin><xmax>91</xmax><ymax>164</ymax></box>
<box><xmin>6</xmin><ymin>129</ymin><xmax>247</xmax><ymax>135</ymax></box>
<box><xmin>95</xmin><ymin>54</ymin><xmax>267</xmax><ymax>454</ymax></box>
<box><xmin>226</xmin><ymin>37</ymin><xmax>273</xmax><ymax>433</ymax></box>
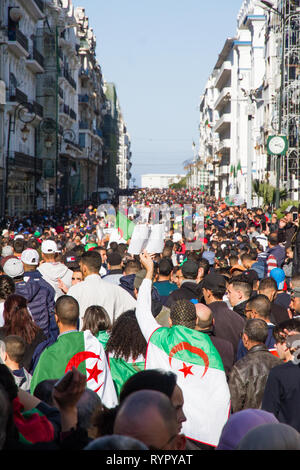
<box><xmin>136</xmin><ymin>251</ymin><xmax>231</xmax><ymax>448</ymax></box>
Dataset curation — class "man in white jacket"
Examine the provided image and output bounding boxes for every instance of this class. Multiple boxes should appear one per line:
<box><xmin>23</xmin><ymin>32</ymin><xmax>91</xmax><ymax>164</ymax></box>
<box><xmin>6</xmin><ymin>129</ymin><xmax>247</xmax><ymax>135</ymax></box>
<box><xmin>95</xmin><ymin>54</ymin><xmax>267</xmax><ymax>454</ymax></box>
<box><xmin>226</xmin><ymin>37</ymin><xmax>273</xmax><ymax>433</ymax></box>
<box><xmin>37</xmin><ymin>240</ymin><xmax>73</xmax><ymax>300</ymax></box>
<box><xmin>68</xmin><ymin>250</ymin><xmax>136</xmax><ymax>329</ymax></box>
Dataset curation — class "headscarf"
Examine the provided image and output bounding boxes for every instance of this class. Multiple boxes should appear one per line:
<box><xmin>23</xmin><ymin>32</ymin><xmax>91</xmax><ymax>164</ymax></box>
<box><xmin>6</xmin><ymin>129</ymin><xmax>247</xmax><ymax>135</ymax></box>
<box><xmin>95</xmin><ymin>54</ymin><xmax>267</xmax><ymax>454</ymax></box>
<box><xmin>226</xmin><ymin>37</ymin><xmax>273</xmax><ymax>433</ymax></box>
<box><xmin>216</xmin><ymin>409</ymin><xmax>278</xmax><ymax>450</ymax></box>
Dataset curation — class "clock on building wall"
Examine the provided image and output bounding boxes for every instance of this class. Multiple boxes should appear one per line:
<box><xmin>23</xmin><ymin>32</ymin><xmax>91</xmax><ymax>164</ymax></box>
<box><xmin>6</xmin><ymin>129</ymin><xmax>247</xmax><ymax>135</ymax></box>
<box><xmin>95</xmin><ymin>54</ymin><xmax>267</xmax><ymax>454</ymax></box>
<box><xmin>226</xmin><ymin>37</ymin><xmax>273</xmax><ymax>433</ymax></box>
<box><xmin>267</xmin><ymin>135</ymin><xmax>288</xmax><ymax>156</ymax></box>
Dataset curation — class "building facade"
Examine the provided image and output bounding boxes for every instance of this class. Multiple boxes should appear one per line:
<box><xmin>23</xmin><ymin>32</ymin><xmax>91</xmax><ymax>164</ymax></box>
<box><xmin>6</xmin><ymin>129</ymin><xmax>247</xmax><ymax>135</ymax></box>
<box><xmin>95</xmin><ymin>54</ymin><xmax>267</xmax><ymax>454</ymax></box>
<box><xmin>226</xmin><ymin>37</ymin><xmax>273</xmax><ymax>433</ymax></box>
<box><xmin>0</xmin><ymin>0</ymin><xmax>131</xmax><ymax>217</ymax></box>
<box><xmin>195</xmin><ymin>0</ymin><xmax>300</xmax><ymax>206</ymax></box>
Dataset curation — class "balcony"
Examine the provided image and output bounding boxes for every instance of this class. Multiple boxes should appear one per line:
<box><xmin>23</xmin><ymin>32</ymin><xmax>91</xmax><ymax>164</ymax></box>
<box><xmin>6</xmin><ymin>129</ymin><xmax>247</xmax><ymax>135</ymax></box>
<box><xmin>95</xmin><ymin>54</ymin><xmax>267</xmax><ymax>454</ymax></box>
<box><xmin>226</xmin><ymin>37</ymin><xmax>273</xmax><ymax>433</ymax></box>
<box><xmin>7</xmin><ymin>151</ymin><xmax>43</xmax><ymax>173</ymax></box>
<box><xmin>214</xmin><ymin>113</ymin><xmax>231</xmax><ymax>134</ymax></box>
<box><xmin>7</xmin><ymin>29</ymin><xmax>29</xmax><ymax>58</ymax></box>
<box><xmin>26</xmin><ymin>45</ymin><xmax>44</xmax><ymax>74</ymax></box>
<box><xmin>215</xmin><ymin>61</ymin><xmax>232</xmax><ymax>90</ymax></box>
<box><xmin>218</xmin><ymin>138</ymin><xmax>231</xmax><ymax>153</ymax></box>
<box><xmin>214</xmin><ymin>87</ymin><xmax>231</xmax><ymax>111</ymax></box>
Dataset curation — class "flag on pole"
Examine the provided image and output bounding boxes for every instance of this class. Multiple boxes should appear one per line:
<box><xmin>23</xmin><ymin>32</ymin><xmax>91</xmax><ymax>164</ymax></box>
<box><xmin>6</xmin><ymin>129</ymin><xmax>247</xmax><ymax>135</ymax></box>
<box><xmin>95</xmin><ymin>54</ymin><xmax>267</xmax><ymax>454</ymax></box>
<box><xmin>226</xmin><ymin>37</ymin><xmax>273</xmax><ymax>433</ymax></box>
<box><xmin>30</xmin><ymin>330</ymin><xmax>118</xmax><ymax>408</ymax></box>
<box><xmin>205</xmin><ymin>119</ymin><xmax>212</xmax><ymax>128</ymax></box>
<box><xmin>237</xmin><ymin>160</ymin><xmax>243</xmax><ymax>175</ymax></box>
<box><xmin>116</xmin><ymin>211</ymin><xmax>135</xmax><ymax>241</ymax></box>
<box><xmin>145</xmin><ymin>325</ymin><xmax>231</xmax><ymax>446</ymax></box>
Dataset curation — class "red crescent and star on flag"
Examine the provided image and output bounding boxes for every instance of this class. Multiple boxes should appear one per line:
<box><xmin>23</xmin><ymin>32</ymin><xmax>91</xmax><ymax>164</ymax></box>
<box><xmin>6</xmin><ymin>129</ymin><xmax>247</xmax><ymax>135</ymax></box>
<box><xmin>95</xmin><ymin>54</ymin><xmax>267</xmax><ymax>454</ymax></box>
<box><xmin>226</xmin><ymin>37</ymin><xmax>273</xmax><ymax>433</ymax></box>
<box><xmin>169</xmin><ymin>342</ymin><xmax>210</xmax><ymax>379</ymax></box>
<box><xmin>65</xmin><ymin>351</ymin><xmax>104</xmax><ymax>393</ymax></box>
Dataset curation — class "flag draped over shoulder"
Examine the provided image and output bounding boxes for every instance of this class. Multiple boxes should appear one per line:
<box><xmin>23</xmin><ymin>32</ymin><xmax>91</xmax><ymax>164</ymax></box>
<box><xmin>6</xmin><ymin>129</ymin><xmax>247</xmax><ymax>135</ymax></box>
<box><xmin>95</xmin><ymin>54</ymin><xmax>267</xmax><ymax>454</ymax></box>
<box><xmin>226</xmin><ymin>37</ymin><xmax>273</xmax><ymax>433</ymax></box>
<box><xmin>30</xmin><ymin>330</ymin><xmax>118</xmax><ymax>409</ymax></box>
<box><xmin>116</xmin><ymin>211</ymin><xmax>135</xmax><ymax>241</ymax></box>
<box><xmin>108</xmin><ymin>354</ymin><xmax>145</xmax><ymax>397</ymax></box>
<box><xmin>145</xmin><ymin>325</ymin><xmax>231</xmax><ymax>447</ymax></box>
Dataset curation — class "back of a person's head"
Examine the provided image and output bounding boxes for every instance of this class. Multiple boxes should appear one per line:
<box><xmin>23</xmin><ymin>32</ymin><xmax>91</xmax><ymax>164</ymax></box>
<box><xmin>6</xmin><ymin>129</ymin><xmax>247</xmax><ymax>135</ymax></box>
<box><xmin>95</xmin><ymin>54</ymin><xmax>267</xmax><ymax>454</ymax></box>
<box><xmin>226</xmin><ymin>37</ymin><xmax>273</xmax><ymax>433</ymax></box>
<box><xmin>55</xmin><ymin>295</ymin><xmax>79</xmax><ymax>326</ymax></box>
<box><xmin>80</xmin><ymin>251</ymin><xmax>101</xmax><ymax>273</ymax></box>
<box><xmin>77</xmin><ymin>388</ymin><xmax>102</xmax><ymax>431</ymax></box>
<box><xmin>247</xmin><ymin>294</ymin><xmax>271</xmax><ymax>320</ymax></box>
<box><xmin>170</xmin><ymin>299</ymin><xmax>196</xmax><ymax>329</ymax></box>
<box><xmin>123</xmin><ymin>259</ymin><xmax>141</xmax><ymax>275</ymax></box>
<box><xmin>13</xmin><ymin>239</ymin><xmax>25</xmax><ymax>254</ymax></box>
<box><xmin>105</xmin><ymin>310</ymin><xmax>147</xmax><ymax>362</ymax></box>
<box><xmin>114</xmin><ymin>389</ymin><xmax>177</xmax><ymax>438</ymax></box>
<box><xmin>259</xmin><ymin>277</ymin><xmax>277</xmax><ymax>293</ymax></box>
<box><xmin>3</xmin><ymin>335</ymin><xmax>25</xmax><ymax>365</ymax></box>
<box><xmin>84</xmin><ymin>435</ymin><xmax>148</xmax><ymax>451</ymax></box>
<box><xmin>82</xmin><ymin>305</ymin><xmax>111</xmax><ymax>336</ymax></box>
<box><xmin>268</xmin><ymin>232</ymin><xmax>278</xmax><ymax>246</ymax></box>
<box><xmin>120</xmin><ymin>369</ymin><xmax>177</xmax><ymax>404</ymax></box>
<box><xmin>237</xmin><ymin>423</ymin><xmax>300</xmax><ymax>450</ymax></box>
<box><xmin>158</xmin><ymin>257</ymin><xmax>173</xmax><ymax>277</ymax></box>
<box><xmin>243</xmin><ymin>318</ymin><xmax>268</xmax><ymax>344</ymax></box>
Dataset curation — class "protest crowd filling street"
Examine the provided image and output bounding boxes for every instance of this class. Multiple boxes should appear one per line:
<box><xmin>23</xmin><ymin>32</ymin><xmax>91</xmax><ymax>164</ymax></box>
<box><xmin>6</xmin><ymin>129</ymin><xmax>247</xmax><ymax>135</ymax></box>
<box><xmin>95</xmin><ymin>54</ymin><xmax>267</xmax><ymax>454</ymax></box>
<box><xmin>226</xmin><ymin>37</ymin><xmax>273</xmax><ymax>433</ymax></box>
<box><xmin>1</xmin><ymin>189</ymin><xmax>300</xmax><ymax>451</ymax></box>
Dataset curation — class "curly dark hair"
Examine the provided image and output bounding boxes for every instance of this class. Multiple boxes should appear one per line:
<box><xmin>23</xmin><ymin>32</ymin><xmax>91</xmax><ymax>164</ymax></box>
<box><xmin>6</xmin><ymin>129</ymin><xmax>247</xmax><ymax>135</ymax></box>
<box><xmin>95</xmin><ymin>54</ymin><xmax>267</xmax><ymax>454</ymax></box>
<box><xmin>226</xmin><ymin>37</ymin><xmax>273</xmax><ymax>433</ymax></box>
<box><xmin>105</xmin><ymin>310</ymin><xmax>147</xmax><ymax>362</ymax></box>
<box><xmin>0</xmin><ymin>276</ymin><xmax>15</xmax><ymax>301</ymax></box>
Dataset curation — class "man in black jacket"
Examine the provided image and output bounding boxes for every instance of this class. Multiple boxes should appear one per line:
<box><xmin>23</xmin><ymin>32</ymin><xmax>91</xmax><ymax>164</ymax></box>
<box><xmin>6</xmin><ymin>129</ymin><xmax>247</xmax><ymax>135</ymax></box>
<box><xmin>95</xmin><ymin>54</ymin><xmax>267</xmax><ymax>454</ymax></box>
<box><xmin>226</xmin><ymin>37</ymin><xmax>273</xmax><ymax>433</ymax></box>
<box><xmin>165</xmin><ymin>260</ymin><xmax>201</xmax><ymax>307</ymax></box>
<box><xmin>202</xmin><ymin>272</ymin><xmax>245</xmax><ymax>358</ymax></box>
<box><xmin>228</xmin><ymin>318</ymin><xmax>282</xmax><ymax>413</ymax></box>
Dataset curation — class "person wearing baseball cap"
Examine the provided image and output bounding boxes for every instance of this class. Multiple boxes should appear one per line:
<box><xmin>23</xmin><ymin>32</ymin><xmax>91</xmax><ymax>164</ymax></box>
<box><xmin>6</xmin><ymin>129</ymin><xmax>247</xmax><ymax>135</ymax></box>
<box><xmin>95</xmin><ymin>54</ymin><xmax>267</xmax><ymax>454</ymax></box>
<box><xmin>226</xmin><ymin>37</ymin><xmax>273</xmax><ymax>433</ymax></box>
<box><xmin>165</xmin><ymin>259</ymin><xmax>201</xmax><ymax>307</ymax></box>
<box><xmin>202</xmin><ymin>272</ymin><xmax>245</xmax><ymax>358</ymax></box>
<box><xmin>37</xmin><ymin>240</ymin><xmax>73</xmax><ymax>300</ymax></box>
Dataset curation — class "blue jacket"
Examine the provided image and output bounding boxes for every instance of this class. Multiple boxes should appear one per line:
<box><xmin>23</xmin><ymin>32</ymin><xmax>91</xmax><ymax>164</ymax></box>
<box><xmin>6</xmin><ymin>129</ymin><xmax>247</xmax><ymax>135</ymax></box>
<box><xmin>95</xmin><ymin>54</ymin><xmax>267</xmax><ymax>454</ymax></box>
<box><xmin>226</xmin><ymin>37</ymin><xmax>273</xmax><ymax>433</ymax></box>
<box><xmin>15</xmin><ymin>271</ymin><xmax>59</xmax><ymax>342</ymax></box>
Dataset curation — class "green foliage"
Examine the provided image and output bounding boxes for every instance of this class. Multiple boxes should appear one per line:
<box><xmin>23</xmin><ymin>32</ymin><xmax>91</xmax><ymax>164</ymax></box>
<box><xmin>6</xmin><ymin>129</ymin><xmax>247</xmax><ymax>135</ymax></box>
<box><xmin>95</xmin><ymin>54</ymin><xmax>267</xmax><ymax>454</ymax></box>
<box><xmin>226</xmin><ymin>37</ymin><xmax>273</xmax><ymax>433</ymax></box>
<box><xmin>252</xmin><ymin>179</ymin><xmax>287</xmax><ymax>206</ymax></box>
<box><xmin>169</xmin><ymin>176</ymin><xmax>187</xmax><ymax>189</ymax></box>
<box><xmin>276</xmin><ymin>200</ymin><xmax>300</xmax><ymax>219</ymax></box>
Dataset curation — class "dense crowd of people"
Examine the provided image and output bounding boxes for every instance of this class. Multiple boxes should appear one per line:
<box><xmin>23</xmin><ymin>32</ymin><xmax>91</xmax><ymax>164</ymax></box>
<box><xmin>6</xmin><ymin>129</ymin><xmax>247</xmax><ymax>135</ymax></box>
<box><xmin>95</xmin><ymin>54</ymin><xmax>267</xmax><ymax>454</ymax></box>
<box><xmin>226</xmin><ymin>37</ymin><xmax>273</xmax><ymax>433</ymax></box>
<box><xmin>0</xmin><ymin>190</ymin><xmax>300</xmax><ymax>451</ymax></box>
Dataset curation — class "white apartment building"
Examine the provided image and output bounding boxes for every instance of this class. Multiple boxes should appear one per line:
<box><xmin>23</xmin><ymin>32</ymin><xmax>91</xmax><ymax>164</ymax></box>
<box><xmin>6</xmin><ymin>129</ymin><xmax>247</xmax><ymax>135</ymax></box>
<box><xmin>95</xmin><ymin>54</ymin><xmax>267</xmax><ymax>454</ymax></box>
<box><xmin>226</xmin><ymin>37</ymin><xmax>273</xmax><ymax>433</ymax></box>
<box><xmin>196</xmin><ymin>0</ymin><xmax>296</xmax><ymax>207</ymax></box>
<box><xmin>141</xmin><ymin>174</ymin><xmax>185</xmax><ymax>189</ymax></box>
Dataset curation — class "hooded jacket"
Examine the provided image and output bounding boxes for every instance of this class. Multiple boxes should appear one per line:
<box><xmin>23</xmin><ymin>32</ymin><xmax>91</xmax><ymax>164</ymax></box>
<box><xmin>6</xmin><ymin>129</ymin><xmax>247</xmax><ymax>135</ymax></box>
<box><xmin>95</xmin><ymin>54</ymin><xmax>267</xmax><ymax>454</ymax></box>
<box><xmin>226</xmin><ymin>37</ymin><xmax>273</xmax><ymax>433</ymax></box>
<box><xmin>15</xmin><ymin>274</ymin><xmax>58</xmax><ymax>341</ymax></box>
<box><xmin>37</xmin><ymin>262</ymin><xmax>73</xmax><ymax>300</ymax></box>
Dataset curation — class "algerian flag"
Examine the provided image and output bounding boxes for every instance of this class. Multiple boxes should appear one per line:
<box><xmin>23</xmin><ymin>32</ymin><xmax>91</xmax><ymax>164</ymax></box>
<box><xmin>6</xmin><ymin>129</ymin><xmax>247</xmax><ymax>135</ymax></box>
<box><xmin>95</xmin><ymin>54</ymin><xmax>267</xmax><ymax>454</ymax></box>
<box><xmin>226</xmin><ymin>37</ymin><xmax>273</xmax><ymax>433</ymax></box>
<box><xmin>116</xmin><ymin>211</ymin><xmax>135</xmax><ymax>241</ymax></box>
<box><xmin>237</xmin><ymin>160</ymin><xmax>243</xmax><ymax>175</ymax></box>
<box><xmin>145</xmin><ymin>325</ymin><xmax>230</xmax><ymax>447</ymax></box>
<box><xmin>108</xmin><ymin>354</ymin><xmax>145</xmax><ymax>397</ymax></box>
<box><xmin>30</xmin><ymin>330</ymin><xmax>118</xmax><ymax>409</ymax></box>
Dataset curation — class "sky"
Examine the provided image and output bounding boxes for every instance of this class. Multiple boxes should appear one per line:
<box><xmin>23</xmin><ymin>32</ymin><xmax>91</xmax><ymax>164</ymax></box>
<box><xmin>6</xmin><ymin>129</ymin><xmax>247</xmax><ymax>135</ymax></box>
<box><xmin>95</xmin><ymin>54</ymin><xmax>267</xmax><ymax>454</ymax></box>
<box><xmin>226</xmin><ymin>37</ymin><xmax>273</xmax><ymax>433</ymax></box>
<box><xmin>72</xmin><ymin>0</ymin><xmax>244</xmax><ymax>186</ymax></box>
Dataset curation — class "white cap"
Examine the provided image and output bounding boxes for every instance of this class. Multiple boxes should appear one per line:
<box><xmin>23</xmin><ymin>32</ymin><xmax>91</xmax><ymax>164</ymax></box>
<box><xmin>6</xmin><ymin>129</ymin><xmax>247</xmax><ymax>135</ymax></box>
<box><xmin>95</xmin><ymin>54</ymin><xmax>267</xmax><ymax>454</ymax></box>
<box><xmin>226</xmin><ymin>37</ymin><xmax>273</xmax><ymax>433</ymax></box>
<box><xmin>41</xmin><ymin>240</ymin><xmax>60</xmax><ymax>254</ymax></box>
<box><xmin>3</xmin><ymin>258</ymin><xmax>24</xmax><ymax>278</ymax></box>
<box><xmin>21</xmin><ymin>248</ymin><xmax>39</xmax><ymax>266</ymax></box>
<box><xmin>1</xmin><ymin>245</ymin><xmax>13</xmax><ymax>257</ymax></box>
<box><xmin>14</xmin><ymin>234</ymin><xmax>24</xmax><ymax>240</ymax></box>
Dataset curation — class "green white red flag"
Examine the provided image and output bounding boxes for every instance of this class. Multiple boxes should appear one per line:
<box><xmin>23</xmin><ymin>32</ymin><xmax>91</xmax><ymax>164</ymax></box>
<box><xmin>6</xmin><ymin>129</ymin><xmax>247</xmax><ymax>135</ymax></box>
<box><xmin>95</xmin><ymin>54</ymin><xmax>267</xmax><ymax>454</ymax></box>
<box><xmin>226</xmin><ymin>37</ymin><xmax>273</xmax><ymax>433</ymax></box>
<box><xmin>145</xmin><ymin>325</ymin><xmax>231</xmax><ymax>446</ymax></box>
<box><xmin>30</xmin><ymin>330</ymin><xmax>118</xmax><ymax>408</ymax></box>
